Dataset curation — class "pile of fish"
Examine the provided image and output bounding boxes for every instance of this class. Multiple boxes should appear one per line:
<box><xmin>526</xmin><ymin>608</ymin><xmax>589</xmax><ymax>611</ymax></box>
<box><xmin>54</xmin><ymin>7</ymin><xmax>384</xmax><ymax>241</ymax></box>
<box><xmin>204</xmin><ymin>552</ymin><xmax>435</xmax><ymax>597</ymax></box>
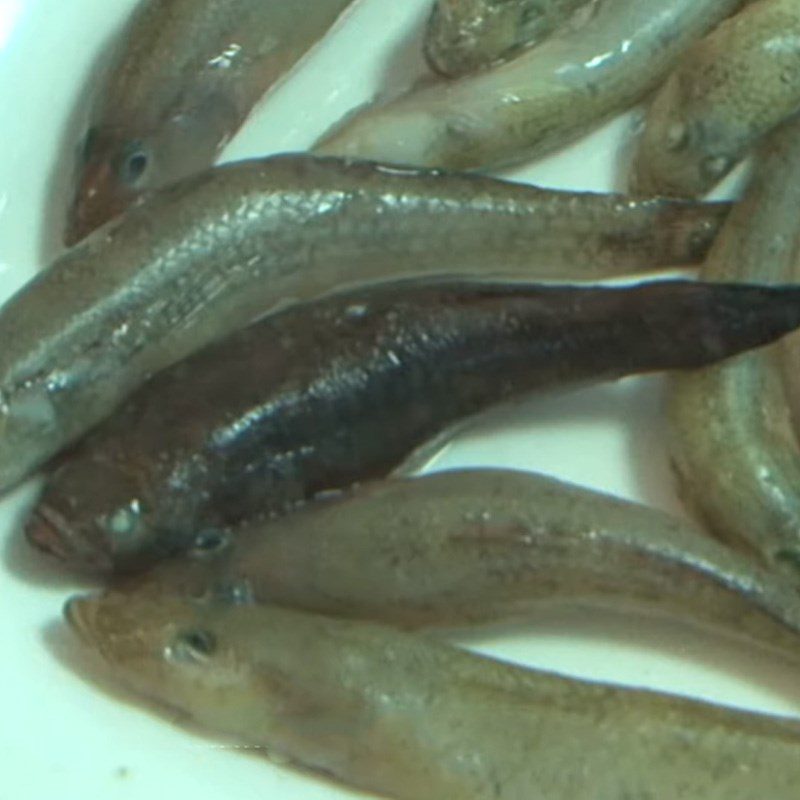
<box><xmin>9</xmin><ymin>0</ymin><xmax>800</xmax><ymax>797</ymax></box>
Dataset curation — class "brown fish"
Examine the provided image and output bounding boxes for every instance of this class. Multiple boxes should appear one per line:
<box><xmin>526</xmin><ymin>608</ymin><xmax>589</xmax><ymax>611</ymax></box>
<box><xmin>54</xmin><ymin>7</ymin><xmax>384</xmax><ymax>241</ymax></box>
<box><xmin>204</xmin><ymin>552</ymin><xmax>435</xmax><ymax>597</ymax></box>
<box><xmin>130</xmin><ymin>468</ymin><xmax>800</xmax><ymax>665</ymax></box>
<box><xmin>424</xmin><ymin>0</ymin><xmax>590</xmax><ymax>78</ymax></box>
<box><xmin>668</xmin><ymin>119</ymin><xmax>800</xmax><ymax>573</ymax></box>
<box><xmin>65</xmin><ymin>593</ymin><xmax>800</xmax><ymax>800</ymax></box>
<box><xmin>631</xmin><ymin>0</ymin><xmax>800</xmax><ymax>197</ymax></box>
<box><xmin>67</xmin><ymin>0</ymin><xmax>356</xmax><ymax>242</ymax></box>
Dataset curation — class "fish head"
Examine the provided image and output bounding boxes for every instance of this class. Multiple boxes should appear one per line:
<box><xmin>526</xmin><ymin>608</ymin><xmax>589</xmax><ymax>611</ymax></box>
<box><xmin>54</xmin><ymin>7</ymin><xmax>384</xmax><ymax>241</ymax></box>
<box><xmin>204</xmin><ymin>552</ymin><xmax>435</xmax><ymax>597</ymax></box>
<box><xmin>630</xmin><ymin>75</ymin><xmax>734</xmax><ymax>198</ymax></box>
<box><xmin>64</xmin><ymin>592</ymin><xmax>271</xmax><ymax>733</ymax></box>
<box><xmin>26</xmin><ymin>454</ymin><xmax>163</xmax><ymax>574</ymax></box>
<box><xmin>66</xmin><ymin>125</ymin><xmax>156</xmax><ymax>245</ymax></box>
<box><xmin>67</xmin><ymin>97</ymin><xmax>235</xmax><ymax>244</ymax></box>
<box><xmin>117</xmin><ymin>528</ymin><xmax>243</xmax><ymax>603</ymax></box>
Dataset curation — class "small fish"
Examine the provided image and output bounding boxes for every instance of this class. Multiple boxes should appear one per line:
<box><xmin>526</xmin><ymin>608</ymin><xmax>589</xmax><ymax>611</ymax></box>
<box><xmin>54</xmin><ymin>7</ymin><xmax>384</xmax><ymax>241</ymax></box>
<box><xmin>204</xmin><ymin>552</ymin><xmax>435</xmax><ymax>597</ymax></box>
<box><xmin>315</xmin><ymin>0</ymin><xmax>746</xmax><ymax>170</ymax></box>
<box><xmin>26</xmin><ymin>279</ymin><xmax>800</xmax><ymax>574</ymax></box>
<box><xmin>0</xmin><ymin>154</ymin><xmax>729</xmax><ymax>495</ymax></box>
<box><xmin>67</xmin><ymin>0</ymin><xmax>356</xmax><ymax>243</ymax></box>
<box><xmin>424</xmin><ymin>0</ymin><xmax>590</xmax><ymax>78</ymax></box>
<box><xmin>669</xmin><ymin>119</ymin><xmax>800</xmax><ymax>572</ymax></box>
<box><xmin>631</xmin><ymin>0</ymin><xmax>800</xmax><ymax>197</ymax></box>
<box><xmin>130</xmin><ymin>468</ymin><xmax>800</xmax><ymax>664</ymax></box>
<box><xmin>65</xmin><ymin>593</ymin><xmax>800</xmax><ymax>800</ymax></box>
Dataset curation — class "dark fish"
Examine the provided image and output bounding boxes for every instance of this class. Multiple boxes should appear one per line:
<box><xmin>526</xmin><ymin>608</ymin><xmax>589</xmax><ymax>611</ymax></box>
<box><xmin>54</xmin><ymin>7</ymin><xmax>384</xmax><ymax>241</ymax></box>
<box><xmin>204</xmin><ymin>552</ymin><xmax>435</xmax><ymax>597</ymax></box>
<box><xmin>27</xmin><ymin>278</ymin><xmax>800</xmax><ymax>573</ymax></box>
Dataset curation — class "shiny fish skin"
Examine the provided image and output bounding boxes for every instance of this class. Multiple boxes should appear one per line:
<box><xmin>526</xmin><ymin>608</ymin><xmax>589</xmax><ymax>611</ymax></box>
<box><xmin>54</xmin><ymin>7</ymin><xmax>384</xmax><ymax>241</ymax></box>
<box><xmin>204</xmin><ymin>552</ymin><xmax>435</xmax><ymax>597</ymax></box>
<box><xmin>67</xmin><ymin>0</ymin><xmax>356</xmax><ymax>243</ymax></box>
<box><xmin>26</xmin><ymin>279</ymin><xmax>800</xmax><ymax>574</ymax></box>
<box><xmin>669</xmin><ymin>121</ymin><xmax>800</xmax><ymax>572</ymax></box>
<box><xmin>314</xmin><ymin>0</ymin><xmax>746</xmax><ymax>171</ymax></box>
<box><xmin>133</xmin><ymin>468</ymin><xmax>800</xmax><ymax>664</ymax></box>
<box><xmin>631</xmin><ymin>0</ymin><xmax>800</xmax><ymax>198</ymax></box>
<box><xmin>424</xmin><ymin>0</ymin><xmax>590</xmax><ymax>78</ymax></box>
<box><xmin>0</xmin><ymin>155</ymin><xmax>730</xmax><ymax>495</ymax></box>
<box><xmin>65</xmin><ymin>594</ymin><xmax>800</xmax><ymax>800</ymax></box>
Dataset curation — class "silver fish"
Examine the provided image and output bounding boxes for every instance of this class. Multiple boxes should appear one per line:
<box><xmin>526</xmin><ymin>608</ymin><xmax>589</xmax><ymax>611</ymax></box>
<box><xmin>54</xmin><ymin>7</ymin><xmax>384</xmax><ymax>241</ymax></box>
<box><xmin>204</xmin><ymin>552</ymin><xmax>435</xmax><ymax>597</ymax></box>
<box><xmin>0</xmin><ymin>154</ymin><xmax>727</xmax><ymax>493</ymax></box>
<box><xmin>315</xmin><ymin>0</ymin><xmax>745</xmax><ymax>171</ymax></box>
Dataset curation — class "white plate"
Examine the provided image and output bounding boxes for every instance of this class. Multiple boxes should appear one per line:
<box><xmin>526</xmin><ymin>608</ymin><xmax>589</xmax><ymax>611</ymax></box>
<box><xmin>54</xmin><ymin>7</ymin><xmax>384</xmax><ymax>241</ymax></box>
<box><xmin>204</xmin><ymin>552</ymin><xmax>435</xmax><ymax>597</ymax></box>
<box><xmin>0</xmin><ymin>2</ymin><xmax>797</xmax><ymax>798</ymax></box>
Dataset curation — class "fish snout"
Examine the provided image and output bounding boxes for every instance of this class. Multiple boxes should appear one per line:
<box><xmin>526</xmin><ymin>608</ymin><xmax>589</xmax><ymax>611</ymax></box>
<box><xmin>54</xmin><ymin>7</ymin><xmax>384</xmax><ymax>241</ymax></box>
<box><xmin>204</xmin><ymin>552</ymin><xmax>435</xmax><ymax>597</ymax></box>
<box><xmin>26</xmin><ymin>506</ymin><xmax>113</xmax><ymax>572</ymax></box>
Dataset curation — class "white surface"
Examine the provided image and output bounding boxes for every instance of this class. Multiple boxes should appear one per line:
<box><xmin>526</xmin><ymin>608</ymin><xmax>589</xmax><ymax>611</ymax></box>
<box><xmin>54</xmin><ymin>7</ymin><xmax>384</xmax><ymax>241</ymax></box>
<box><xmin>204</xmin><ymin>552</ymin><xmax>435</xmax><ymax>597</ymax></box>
<box><xmin>0</xmin><ymin>1</ymin><xmax>798</xmax><ymax>798</ymax></box>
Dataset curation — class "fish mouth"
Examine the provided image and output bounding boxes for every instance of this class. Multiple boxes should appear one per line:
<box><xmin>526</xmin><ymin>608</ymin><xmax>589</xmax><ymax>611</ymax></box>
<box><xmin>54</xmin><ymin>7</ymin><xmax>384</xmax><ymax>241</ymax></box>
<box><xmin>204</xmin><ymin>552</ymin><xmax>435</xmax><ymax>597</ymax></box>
<box><xmin>26</xmin><ymin>505</ymin><xmax>113</xmax><ymax>572</ymax></box>
<box><xmin>63</xmin><ymin>593</ymin><xmax>101</xmax><ymax>645</ymax></box>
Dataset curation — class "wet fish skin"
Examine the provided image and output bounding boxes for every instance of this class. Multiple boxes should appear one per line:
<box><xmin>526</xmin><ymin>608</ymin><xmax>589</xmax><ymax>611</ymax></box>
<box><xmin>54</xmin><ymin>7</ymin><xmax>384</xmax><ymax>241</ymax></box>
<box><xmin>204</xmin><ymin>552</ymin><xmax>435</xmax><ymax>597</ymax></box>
<box><xmin>631</xmin><ymin>0</ymin><xmax>800</xmax><ymax>198</ymax></box>
<box><xmin>424</xmin><ymin>0</ymin><xmax>590</xmax><ymax>78</ymax></box>
<box><xmin>67</xmin><ymin>0</ymin><xmax>356</xmax><ymax>243</ymax></box>
<box><xmin>669</xmin><ymin>120</ymin><xmax>800</xmax><ymax>572</ymax></box>
<box><xmin>315</xmin><ymin>0</ymin><xmax>746</xmax><ymax>171</ymax></box>
<box><xmin>130</xmin><ymin>467</ymin><xmax>800</xmax><ymax>664</ymax></box>
<box><xmin>26</xmin><ymin>278</ymin><xmax>800</xmax><ymax>574</ymax></box>
<box><xmin>0</xmin><ymin>154</ymin><xmax>730</xmax><ymax>495</ymax></box>
<box><xmin>65</xmin><ymin>593</ymin><xmax>800</xmax><ymax>800</ymax></box>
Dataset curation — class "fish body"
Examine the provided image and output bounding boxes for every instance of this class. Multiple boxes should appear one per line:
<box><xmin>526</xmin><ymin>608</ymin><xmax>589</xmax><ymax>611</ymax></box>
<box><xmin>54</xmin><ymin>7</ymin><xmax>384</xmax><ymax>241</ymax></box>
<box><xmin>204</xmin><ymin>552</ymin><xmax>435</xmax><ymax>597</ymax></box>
<box><xmin>135</xmin><ymin>468</ymin><xmax>800</xmax><ymax>664</ymax></box>
<box><xmin>26</xmin><ymin>279</ymin><xmax>800</xmax><ymax>573</ymax></box>
<box><xmin>424</xmin><ymin>0</ymin><xmax>590</xmax><ymax>77</ymax></box>
<box><xmin>0</xmin><ymin>154</ymin><xmax>728</xmax><ymax>493</ymax></box>
<box><xmin>669</xmin><ymin>120</ymin><xmax>800</xmax><ymax>571</ymax></box>
<box><xmin>632</xmin><ymin>0</ymin><xmax>800</xmax><ymax>197</ymax></box>
<box><xmin>65</xmin><ymin>594</ymin><xmax>800</xmax><ymax>800</ymax></box>
<box><xmin>315</xmin><ymin>0</ymin><xmax>745</xmax><ymax>170</ymax></box>
<box><xmin>68</xmin><ymin>0</ymin><xmax>356</xmax><ymax>242</ymax></box>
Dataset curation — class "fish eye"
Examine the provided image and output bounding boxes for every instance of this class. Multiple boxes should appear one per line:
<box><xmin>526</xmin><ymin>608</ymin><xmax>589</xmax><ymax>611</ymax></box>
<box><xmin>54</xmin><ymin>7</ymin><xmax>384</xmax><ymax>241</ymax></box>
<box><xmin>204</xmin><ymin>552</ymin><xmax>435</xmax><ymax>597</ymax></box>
<box><xmin>118</xmin><ymin>143</ymin><xmax>150</xmax><ymax>185</ymax></box>
<box><xmin>168</xmin><ymin>629</ymin><xmax>217</xmax><ymax>663</ymax></box>
<box><xmin>190</xmin><ymin>529</ymin><xmax>230</xmax><ymax>558</ymax></box>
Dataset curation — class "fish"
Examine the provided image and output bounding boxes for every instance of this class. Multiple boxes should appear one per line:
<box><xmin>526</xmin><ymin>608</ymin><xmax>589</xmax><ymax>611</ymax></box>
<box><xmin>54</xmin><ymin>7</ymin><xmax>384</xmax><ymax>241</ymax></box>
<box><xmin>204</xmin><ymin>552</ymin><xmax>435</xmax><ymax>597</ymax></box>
<box><xmin>669</xmin><ymin>119</ymin><xmax>800</xmax><ymax>573</ymax></box>
<box><xmin>128</xmin><ymin>467</ymin><xmax>800</xmax><ymax>665</ymax></box>
<box><xmin>64</xmin><ymin>592</ymin><xmax>800</xmax><ymax>800</ymax></box>
<box><xmin>314</xmin><ymin>0</ymin><xmax>746</xmax><ymax>171</ymax></box>
<box><xmin>424</xmin><ymin>0</ymin><xmax>590</xmax><ymax>78</ymax></box>
<box><xmin>0</xmin><ymin>154</ymin><xmax>729</xmax><ymax>495</ymax></box>
<box><xmin>66</xmin><ymin>0</ymin><xmax>356</xmax><ymax>243</ymax></box>
<box><xmin>26</xmin><ymin>278</ymin><xmax>800</xmax><ymax>574</ymax></box>
<box><xmin>631</xmin><ymin>0</ymin><xmax>800</xmax><ymax>198</ymax></box>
